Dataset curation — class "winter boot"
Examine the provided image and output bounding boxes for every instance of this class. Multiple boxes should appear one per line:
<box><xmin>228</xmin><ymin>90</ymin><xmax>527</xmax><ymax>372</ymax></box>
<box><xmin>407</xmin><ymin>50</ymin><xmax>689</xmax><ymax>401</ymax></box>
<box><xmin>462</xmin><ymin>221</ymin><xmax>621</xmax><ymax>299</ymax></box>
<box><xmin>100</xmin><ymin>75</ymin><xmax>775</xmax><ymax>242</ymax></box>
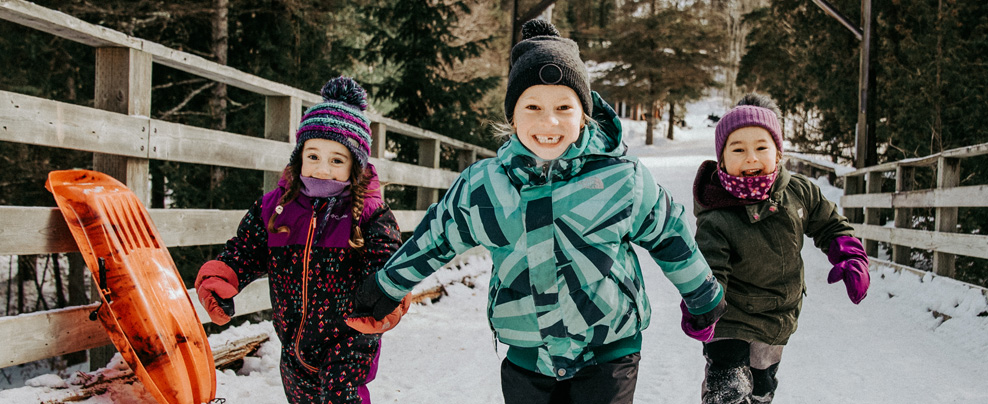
<box><xmin>702</xmin><ymin>339</ymin><xmax>754</xmax><ymax>404</ymax></box>
<box><xmin>702</xmin><ymin>366</ymin><xmax>753</xmax><ymax>404</ymax></box>
<box><xmin>749</xmin><ymin>363</ymin><xmax>779</xmax><ymax>404</ymax></box>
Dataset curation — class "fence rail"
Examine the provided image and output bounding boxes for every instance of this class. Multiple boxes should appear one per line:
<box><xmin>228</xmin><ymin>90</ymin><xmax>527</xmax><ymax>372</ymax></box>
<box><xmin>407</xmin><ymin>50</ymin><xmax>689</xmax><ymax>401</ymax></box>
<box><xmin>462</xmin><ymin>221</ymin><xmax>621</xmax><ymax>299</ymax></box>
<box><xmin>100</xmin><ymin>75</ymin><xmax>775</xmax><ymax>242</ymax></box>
<box><xmin>0</xmin><ymin>0</ymin><xmax>492</xmax><ymax>370</ymax></box>
<box><xmin>841</xmin><ymin>142</ymin><xmax>988</xmax><ymax>277</ymax></box>
<box><xmin>788</xmin><ymin>147</ymin><xmax>988</xmax><ymax>279</ymax></box>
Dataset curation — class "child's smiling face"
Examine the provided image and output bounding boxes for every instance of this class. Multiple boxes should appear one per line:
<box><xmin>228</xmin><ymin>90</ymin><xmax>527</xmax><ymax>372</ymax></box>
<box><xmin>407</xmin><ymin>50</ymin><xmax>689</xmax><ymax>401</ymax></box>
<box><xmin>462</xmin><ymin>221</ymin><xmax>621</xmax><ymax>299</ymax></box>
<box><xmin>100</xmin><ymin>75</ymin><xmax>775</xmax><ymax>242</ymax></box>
<box><xmin>512</xmin><ymin>85</ymin><xmax>584</xmax><ymax>160</ymax></box>
<box><xmin>721</xmin><ymin>127</ymin><xmax>779</xmax><ymax>177</ymax></box>
<box><xmin>300</xmin><ymin>138</ymin><xmax>352</xmax><ymax>181</ymax></box>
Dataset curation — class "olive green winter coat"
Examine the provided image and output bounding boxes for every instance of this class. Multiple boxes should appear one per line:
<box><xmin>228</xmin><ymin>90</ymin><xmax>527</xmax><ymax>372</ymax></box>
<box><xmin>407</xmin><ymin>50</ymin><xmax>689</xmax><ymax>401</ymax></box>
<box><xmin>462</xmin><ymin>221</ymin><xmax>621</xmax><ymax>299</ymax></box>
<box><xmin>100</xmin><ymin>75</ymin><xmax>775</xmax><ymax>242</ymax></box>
<box><xmin>692</xmin><ymin>162</ymin><xmax>854</xmax><ymax>345</ymax></box>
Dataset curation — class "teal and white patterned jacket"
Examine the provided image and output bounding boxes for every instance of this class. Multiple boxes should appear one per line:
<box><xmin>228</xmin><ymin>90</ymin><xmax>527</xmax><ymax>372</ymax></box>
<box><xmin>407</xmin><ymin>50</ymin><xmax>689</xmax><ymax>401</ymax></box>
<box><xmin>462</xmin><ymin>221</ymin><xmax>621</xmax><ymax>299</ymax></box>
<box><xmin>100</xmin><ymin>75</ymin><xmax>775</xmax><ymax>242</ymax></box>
<box><xmin>375</xmin><ymin>92</ymin><xmax>723</xmax><ymax>379</ymax></box>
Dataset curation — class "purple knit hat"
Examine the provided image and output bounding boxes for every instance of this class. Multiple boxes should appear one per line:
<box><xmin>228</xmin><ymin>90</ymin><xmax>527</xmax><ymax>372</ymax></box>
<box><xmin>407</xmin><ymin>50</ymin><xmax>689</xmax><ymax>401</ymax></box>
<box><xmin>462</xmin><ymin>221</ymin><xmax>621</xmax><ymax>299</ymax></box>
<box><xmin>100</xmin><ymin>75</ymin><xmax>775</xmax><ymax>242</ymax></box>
<box><xmin>714</xmin><ymin>105</ymin><xmax>783</xmax><ymax>163</ymax></box>
<box><xmin>292</xmin><ymin>77</ymin><xmax>372</xmax><ymax>170</ymax></box>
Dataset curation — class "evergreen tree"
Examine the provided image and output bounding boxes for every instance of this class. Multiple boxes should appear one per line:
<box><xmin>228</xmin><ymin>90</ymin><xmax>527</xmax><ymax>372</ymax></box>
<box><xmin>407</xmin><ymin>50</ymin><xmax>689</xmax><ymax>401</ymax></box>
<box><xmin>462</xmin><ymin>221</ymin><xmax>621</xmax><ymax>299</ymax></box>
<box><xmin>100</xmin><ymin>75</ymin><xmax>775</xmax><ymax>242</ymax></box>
<box><xmin>738</xmin><ymin>0</ymin><xmax>987</xmax><ymax>285</ymax></box>
<box><xmin>737</xmin><ymin>0</ymin><xmax>859</xmax><ymax>163</ymax></box>
<box><xmin>359</xmin><ymin>0</ymin><xmax>501</xmax><ymax>148</ymax></box>
<box><xmin>586</xmin><ymin>2</ymin><xmax>724</xmax><ymax>143</ymax></box>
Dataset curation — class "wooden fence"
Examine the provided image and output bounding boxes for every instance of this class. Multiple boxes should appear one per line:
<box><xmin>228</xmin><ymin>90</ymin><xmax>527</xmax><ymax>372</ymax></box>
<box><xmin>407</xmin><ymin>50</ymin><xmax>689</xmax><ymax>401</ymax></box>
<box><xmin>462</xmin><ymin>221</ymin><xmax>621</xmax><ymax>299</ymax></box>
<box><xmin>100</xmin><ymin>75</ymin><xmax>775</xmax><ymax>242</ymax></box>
<box><xmin>840</xmin><ymin>143</ymin><xmax>988</xmax><ymax>278</ymax></box>
<box><xmin>0</xmin><ymin>0</ymin><xmax>493</xmax><ymax>370</ymax></box>
<box><xmin>788</xmin><ymin>145</ymin><xmax>988</xmax><ymax>281</ymax></box>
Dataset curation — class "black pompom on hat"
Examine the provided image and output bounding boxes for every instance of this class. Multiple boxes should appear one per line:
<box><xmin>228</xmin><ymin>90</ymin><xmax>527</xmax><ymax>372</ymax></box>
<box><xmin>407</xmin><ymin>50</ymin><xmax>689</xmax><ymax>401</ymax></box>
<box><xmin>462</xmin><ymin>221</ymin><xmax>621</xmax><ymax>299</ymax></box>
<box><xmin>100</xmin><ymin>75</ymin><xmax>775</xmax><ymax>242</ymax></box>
<box><xmin>505</xmin><ymin>19</ymin><xmax>591</xmax><ymax>122</ymax></box>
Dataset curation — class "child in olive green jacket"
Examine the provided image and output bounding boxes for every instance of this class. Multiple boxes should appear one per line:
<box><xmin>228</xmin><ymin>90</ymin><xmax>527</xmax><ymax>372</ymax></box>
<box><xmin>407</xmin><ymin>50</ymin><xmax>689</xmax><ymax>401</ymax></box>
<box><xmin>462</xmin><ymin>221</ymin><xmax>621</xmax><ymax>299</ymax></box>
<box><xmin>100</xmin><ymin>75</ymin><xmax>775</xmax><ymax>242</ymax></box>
<box><xmin>690</xmin><ymin>94</ymin><xmax>870</xmax><ymax>404</ymax></box>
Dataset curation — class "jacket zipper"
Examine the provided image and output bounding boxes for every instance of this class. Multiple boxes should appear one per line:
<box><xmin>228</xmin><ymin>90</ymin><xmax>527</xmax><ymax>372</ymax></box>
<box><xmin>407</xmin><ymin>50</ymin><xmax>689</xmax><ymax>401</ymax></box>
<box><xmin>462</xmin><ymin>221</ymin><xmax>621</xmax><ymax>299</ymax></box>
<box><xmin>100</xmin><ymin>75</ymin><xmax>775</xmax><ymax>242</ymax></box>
<box><xmin>293</xmin><ymin>210</ymin><xmax>319</xmax><ymax>373</ymax></box>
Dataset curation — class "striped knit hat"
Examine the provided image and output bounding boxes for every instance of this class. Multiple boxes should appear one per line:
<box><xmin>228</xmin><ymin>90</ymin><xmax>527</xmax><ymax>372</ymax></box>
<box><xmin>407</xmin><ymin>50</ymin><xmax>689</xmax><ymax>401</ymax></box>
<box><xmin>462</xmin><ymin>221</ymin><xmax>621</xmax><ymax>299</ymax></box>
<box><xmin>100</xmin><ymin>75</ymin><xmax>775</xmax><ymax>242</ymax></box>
<box><xmin>293</xmin><ymin>76</ymin><xmax>372</xmax><ymax>169</ymax></box>
<box><xmin>714</xmin><ymin>105</ymin><xmax>783</xmax><ymax>164</ymax></box>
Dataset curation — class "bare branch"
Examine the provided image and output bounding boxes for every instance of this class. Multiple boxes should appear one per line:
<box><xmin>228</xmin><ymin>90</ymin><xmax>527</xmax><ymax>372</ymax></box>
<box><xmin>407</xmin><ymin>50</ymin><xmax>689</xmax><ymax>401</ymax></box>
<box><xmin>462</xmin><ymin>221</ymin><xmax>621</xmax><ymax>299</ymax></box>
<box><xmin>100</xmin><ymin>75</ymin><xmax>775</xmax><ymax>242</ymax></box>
<box><xmin>157</xmin><ymin>82</ymin><xmax>214</xmax><ymax>120</ymax></box>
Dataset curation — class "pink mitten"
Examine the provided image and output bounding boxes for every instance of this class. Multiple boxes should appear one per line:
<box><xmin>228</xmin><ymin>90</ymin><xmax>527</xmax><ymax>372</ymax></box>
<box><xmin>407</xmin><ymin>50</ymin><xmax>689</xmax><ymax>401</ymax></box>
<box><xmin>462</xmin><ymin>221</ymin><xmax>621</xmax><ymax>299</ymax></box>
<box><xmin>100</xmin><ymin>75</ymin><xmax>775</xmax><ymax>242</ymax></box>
<box><xmin>195</xmin><ymin>260</ymin><xmax>239</xmax><ymax>325</ymax></box>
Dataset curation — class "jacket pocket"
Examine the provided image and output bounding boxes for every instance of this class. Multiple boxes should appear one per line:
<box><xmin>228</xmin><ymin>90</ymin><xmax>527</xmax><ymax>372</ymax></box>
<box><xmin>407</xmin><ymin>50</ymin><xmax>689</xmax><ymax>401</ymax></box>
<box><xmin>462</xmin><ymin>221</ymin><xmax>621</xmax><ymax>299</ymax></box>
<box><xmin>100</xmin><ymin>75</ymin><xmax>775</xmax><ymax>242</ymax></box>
<box><xmin>488</xmin><ymin>277</ymin><xmax>541</xmax><ymax>348</ymax></box>
<box><xmin>728</xmin><ymin>291</ymin><xmax>783</xmax><ymax>314</ymax></box>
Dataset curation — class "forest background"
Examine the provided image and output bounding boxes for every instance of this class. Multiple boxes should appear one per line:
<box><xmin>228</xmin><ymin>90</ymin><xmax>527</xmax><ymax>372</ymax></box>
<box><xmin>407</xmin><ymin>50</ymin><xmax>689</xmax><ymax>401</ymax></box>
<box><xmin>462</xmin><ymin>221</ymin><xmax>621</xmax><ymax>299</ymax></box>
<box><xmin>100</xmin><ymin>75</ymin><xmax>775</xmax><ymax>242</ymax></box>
<box><xmin>1</xmin><ymin>0</ymin><xmax>986</xmax><ymax>329</ymax></box>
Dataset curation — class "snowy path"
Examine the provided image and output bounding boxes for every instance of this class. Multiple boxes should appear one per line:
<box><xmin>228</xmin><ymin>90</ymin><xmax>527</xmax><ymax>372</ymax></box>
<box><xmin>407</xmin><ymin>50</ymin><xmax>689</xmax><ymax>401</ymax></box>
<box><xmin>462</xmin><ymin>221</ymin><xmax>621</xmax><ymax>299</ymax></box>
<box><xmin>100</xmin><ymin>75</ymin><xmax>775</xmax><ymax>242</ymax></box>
<box><xmin>3</xmin><ymin>99</ymin><xmax>987</xmax><ymax>403</ymax></box>
<box><xmin>368</xmin><ymin>107</ymin><xmax>988</xmax><ymax>403</ymax></box>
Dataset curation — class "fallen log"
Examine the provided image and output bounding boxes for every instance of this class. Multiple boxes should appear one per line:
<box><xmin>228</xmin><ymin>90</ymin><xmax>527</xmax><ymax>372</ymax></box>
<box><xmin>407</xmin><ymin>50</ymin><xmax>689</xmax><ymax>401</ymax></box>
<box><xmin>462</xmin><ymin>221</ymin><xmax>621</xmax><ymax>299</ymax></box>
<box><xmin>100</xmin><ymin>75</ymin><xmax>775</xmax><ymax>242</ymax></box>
<box><xmin>212</xmin><ymin>333</ymin><xmax>270</xmax><ymax>370</ymax></box>
<box><xmin>38</xmin><ymin>333</ymin><xmax>270</xmax><ymax>403</ymax></box>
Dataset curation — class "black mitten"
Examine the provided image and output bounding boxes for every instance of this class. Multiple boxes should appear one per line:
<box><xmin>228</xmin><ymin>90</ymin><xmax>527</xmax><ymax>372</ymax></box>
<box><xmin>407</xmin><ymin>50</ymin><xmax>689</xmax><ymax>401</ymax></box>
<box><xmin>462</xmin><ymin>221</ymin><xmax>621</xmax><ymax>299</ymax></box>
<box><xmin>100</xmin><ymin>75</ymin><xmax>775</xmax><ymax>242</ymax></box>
<box><xmin>352</xmin><ymin>274</ymin><xmax>402</xmax><ymax>321</ymax></box>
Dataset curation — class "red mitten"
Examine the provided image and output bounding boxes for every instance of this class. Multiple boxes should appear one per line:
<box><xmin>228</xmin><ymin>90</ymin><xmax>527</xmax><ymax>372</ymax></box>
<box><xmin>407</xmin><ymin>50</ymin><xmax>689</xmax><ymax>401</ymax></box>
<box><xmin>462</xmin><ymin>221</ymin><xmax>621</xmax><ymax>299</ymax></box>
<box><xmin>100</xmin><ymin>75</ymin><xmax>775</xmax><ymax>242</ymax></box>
<box><xmin>346</xmin><ymin>293</ymin><xmax>412</xmax><ymax>334</ymax></box>
<box><xmin>195</xmin><ymin>260</ymin><xmax>239</xmax><ymax>325</ymax></box>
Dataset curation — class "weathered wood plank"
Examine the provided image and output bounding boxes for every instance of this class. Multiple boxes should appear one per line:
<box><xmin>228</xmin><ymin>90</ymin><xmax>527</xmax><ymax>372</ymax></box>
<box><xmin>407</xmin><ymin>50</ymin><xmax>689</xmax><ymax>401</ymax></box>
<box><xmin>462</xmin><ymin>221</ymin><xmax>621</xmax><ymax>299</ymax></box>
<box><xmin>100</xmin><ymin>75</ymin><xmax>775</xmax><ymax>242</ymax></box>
<box><xmin>0</xmin><ymin>0</ymin><xmax>320</xmax><ymax>103</ymax></box>
<box><xmin>0</xmin><ymin>303</ymin><xmax>110</xmax><ymax>368</ymax></box>
<box><xmin>850</xmin><ymin>224</ymin><xmax>988</xmax><ymax>259</ymax></box>
<box><xmin>0</xmin><ymin>206</ymin><xmax>79</xmax><ymax>255</ymax></box>
<box><xmin>0</xmin><ymin>245</ymin><xmax>492</xmax><ymax>368</ymax></box>
<box><xmin>942</xmin><ymin>142</ymin><xmax>988</xmax><ymax>159</ymax></box>
<box><xmin>0</xmin><ymin>279</ymin><xmax>273</xmax><ymax>368</ymax></box>
<box><xmin>0</xmin><ymin>1</ymin><xmax>496</xmax><ymax>160</ymax></box>
<box><xmin>0</xmin><ymin>0</ymin><xmax>140</xmax><ymax>48</ymax></box>
<box><xmin>152</xmin><ymin>209</ymin><xmax>244</xmax><ymax>247</ymax></box>
<box><xmin>3</xmin><ymin>205</ymin><xmax>434</xmax><ymax>256</ymax></box>
<box><xmin>0</xmin><ymin>207</ymin><xmax>242</xmax><ymax>255</ymax></box>
<box><xmin>372</xmin><ymin>158</ymin><xmax>460</xmax><ymax>189</ymax></box>
<box><xmin>190</xmin><ymin>279</ymin><xmax>272</xmax><ymax>324</ymax></box>
<box><xmin>841</xmin><ymin>185</ymin><xmax>988</xmax><ymax>209</ymax></box>
<box><xmin>0</xmin><ymin>90</ymin><xmax>148</xmax><ymax>156</ymax></box>
<box><xmin>392</xmin><ymin>210</ymin><xmax>428</xmax><ymax>233</ymax></box>
<box><xmin>149</xmin><ymin>120</ymin><xmax>291</xmax><ymax>172</ymax></box>
<box><xmin>842</xmin><ymin>142</ymin><xmax>988</xmax><ymax>178</ymax></box>
<box><xmin>374</xmin><ymin>114</ymin><xmax>497</xmax><ymax>157</ymax></box>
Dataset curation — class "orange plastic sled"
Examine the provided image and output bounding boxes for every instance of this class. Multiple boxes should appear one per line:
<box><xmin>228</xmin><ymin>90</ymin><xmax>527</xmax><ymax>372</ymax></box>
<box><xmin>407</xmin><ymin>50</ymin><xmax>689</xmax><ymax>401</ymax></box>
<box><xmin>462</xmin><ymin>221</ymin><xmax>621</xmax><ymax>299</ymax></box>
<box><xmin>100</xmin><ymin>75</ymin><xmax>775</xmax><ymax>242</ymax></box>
<box><xmin>46</xmin><ymin>170</ymin><xmax>216</xmax><ymax>404</ymax></box>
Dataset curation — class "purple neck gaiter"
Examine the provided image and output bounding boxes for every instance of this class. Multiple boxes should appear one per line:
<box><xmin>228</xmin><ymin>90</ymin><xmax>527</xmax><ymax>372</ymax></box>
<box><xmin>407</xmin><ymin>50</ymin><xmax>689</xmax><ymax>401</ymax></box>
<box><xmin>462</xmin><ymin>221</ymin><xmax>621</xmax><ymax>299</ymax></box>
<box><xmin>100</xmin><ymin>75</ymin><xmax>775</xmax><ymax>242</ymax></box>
<box><xmin>300</xmin><ymin>176</ymin><xmax>351</xmax><ymax>198</ymax></box>
<box><xmin>716</xmin><ymin>169</ymin><xmax>778</xmax><ymax>201</ymax></box>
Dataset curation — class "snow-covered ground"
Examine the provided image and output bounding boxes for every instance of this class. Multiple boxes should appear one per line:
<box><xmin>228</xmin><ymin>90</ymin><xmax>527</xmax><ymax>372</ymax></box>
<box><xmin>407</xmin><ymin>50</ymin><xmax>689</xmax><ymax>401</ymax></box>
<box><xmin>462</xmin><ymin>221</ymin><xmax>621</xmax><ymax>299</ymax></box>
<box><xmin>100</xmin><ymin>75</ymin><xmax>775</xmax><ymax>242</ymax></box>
<box><xmin>3</xmin><ymin>96</ymin><xmax>988</xmax><ymax>403</ymax></box>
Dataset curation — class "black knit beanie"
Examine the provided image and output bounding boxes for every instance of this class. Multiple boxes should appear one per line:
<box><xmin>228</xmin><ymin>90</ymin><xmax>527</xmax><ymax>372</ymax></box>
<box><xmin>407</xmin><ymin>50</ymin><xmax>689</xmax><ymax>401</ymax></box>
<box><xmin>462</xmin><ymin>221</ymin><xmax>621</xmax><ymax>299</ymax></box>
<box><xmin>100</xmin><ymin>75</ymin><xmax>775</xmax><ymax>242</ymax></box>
<box><xmin>504</xmin><ymin>20</ymin><xmax>592</xmax><ymax>122</ymax></box>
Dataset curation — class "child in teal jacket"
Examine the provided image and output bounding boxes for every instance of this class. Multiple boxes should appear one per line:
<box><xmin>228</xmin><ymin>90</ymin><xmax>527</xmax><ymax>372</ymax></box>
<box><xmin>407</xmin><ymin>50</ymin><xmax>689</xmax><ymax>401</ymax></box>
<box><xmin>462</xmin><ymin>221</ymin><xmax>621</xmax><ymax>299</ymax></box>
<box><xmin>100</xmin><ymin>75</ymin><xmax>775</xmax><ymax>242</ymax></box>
<box><xmin>348</xmin><ymin>20</ymin><xmax>725</xmax><ymax>404</ymax></box>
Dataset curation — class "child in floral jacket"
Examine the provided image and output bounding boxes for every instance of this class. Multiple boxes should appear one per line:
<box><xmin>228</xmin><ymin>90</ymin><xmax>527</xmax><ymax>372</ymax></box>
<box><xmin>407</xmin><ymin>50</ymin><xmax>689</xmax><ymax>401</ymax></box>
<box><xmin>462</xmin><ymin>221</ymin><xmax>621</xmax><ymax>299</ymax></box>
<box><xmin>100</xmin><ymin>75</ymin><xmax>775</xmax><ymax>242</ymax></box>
<box><xmin>195</xmin><ymin>77</ymin><xmax>405</xmax><ymax>404</ymax></box>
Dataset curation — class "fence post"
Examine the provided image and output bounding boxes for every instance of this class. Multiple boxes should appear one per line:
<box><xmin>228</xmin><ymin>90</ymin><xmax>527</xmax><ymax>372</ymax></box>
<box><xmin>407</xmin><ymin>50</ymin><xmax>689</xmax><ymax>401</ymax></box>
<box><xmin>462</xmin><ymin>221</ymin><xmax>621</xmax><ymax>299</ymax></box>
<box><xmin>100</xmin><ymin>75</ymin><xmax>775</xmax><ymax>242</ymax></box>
<box><xmin>370</xmin><ymin>122</ymin><xmax>387</xmax><ymax>159</ymax></box>
<box><xmin>91</xmin><ymin>46</ymin><xmax>152</xmax><ymax>370</ymax></box>
<box><xmin>416</xmin><ymin>139</ymin><xmax>441</xmax><ymax>209</ymax></box>
<box><xmin>370</xmin><ymin>122</ymin><xmax>387</xmax><ymax>198</ymax></box>
<box><xmin>843</xmin><ymin>174</ymin><xmax>864</xmax><ymax>224</ymax></box>
<box><xmin>934</xmin><ymin>157</ymin><xmax>960</xmax><ymax>277</ymax></box>
<box><xmin>263</xmin><ymin>96</ymin><xmax>301</xmax><ymax>191</ymax></box>
<box><xmin>892</xmin><ymin>166</ymin><xmax>915</xmax><ymax>265</ymax></box>
<box><xmin>458</xmin><ymin>148</ymin><xmax>477</xmax><ymax>171</ymax></box>
<box><xmin>863</xmin><ymin>171</ymin><xmax>883</xmax><ymax>256</ymax></box>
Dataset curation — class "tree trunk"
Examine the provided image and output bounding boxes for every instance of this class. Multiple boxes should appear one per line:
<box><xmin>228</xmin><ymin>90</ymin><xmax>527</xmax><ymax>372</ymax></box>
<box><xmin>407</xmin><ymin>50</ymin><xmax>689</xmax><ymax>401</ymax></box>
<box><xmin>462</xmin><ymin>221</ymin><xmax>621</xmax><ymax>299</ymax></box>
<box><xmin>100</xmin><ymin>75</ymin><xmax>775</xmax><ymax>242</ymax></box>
<box><xmin>210</xmin><ymin>0</ymin><xmax>229</xmax><ymax>207</ymax></box>
<box><xmin>52</xmin><ymin>254</ymin><xmax>67</xmax><ymax>308</ymax></box>
<box><xmin>17</xmin><ymin>254</ymin><xmax>37</xmax><ymax>314</ymax></box>
<box><xmin>645</xmin><ymin>112</ymin><xmax>654</xmax><ymax>145</ymax></box>
<box><xmin>150</xmin><ymin>162</ymin><xmax>166</xmax><ymax>208</ymax></box>
<box><xmin>67</xmin><ymin>252</ymin><xmax>89</xmax><ymax>306</ymax></box>
<box><xmin>667</xmin><ymin>103</ymin><xmax>676</xmax><ymax>140</ymax></box>
<box><xmin>65</xmin><ymin>253</ymin><xmax>89</xmax><ymax>365</ymax></box>
<box><xmin>931</xmin><ymin>0</ymin><xmax>943</xmax><ymax>153</ymax></box>
<box><xmin>721</xmin><ymin>0</ymin><xmax>770</xmax><ymax>104</ymax></box>
<box><xmin>210</xmin><ymin>0</ymin><xmax>228</xmax><ymax>132</ymax></box>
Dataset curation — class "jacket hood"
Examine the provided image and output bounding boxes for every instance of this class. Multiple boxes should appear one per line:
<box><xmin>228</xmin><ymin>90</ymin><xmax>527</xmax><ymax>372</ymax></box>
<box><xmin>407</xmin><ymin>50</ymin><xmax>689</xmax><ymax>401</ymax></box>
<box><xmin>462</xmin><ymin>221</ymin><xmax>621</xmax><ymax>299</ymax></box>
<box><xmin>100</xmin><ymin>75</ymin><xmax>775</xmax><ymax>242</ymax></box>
<box><xmin>498</xmin><ymin>91</ymin><xmax>625</xmax><ymax>186</ymax></box>
<box><xmin>693</xmin><ymin>160</ymin><xmax>791</xmax><ymax>215</ymax></box>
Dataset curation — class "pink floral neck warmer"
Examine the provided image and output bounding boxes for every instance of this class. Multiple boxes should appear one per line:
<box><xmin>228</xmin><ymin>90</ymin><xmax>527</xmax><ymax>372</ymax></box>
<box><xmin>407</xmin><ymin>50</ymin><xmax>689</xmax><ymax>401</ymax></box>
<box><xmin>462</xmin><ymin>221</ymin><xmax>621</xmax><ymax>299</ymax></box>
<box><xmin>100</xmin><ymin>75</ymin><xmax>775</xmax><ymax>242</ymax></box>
<box><xmin>716</xmin><ymin>169</ymin><xmax>778</xmax><ymax>201</ymax></box>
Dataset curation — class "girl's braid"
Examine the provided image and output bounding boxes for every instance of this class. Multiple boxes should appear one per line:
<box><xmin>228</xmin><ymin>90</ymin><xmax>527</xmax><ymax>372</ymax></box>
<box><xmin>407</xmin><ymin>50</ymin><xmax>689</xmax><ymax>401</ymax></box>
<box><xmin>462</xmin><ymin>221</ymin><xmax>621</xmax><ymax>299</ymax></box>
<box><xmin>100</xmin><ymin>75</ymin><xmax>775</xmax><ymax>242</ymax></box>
<box><xmin>348</xmin><ymin>166</ymin><xmax>370</xmax><ymax>250</ymax></box>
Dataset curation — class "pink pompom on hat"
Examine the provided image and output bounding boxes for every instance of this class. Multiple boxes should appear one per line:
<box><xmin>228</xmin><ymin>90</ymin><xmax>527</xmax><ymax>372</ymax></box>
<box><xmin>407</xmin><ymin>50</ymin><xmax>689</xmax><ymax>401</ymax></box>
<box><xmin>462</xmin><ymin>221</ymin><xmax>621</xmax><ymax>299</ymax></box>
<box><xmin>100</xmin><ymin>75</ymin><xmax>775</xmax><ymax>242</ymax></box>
<box><xmin>714</xmin><ymin>105</ymin><xmax>783</xmax><ymax>163</ymax></box>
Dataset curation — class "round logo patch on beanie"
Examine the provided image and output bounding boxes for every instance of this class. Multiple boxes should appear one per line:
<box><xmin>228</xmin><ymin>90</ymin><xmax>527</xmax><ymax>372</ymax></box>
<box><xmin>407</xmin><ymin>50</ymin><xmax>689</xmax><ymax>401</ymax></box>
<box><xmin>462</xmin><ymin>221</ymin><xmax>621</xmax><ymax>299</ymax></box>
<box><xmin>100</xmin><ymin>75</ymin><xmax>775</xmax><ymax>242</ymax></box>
<box><xmin>539</xmin><ymin>64</ymin><xmax>563</xmax><ymax>84</ymax></box>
